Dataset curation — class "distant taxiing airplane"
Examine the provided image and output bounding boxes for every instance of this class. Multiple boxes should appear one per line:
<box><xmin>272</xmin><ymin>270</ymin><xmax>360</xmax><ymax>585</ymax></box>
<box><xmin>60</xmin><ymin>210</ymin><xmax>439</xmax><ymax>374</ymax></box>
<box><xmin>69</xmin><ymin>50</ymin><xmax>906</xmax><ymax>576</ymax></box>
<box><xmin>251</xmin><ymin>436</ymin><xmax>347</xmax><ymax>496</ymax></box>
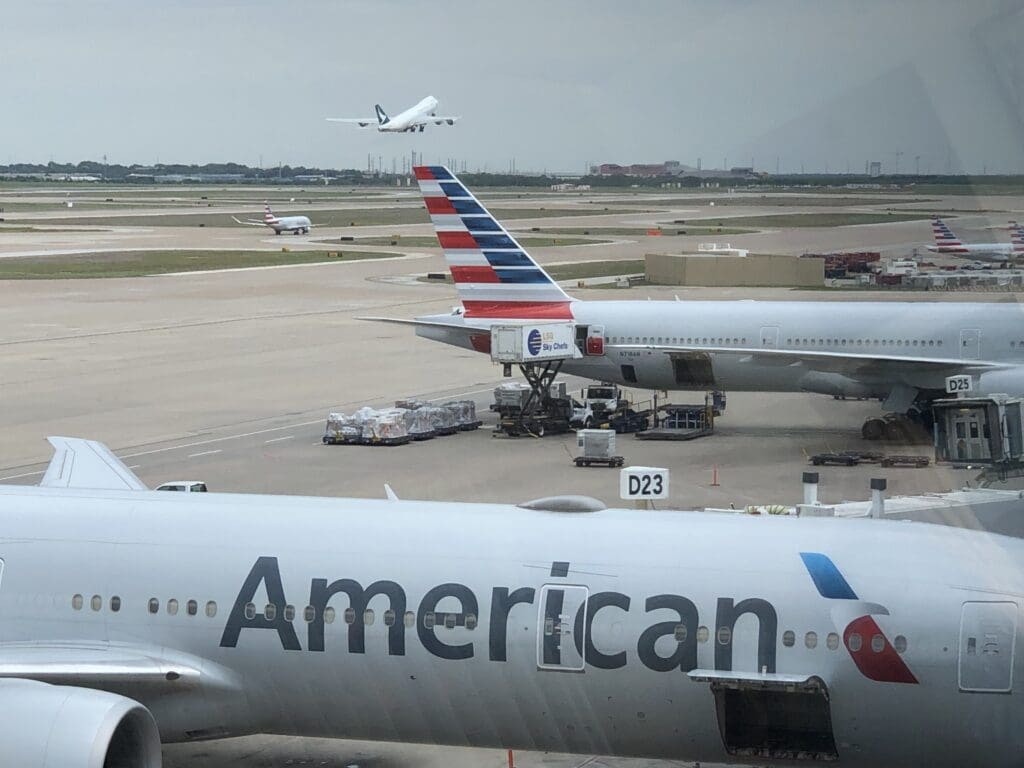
<box><xmin>3</xmin><ymin>434</ymin><xmax>1024</xmax><ymax>768</ymax></box>
<box><xmin>928</xmin><ymin>217</ymin><xmax>1024</xmax><ymax>260</ymax></box>
<box><xmin>367</xmin><ymin>166</ymin><xmax>1024</xmax><ymax>439</ymax></box>
<box><xmin>327</xmin><ymin>95</ymin><xmax>459</xmax><ymax>133</ymax></box>
<box><xmin>233</xmin><ymin>203</ymin><xmax>312</xmax><ymax>235</ymax></box>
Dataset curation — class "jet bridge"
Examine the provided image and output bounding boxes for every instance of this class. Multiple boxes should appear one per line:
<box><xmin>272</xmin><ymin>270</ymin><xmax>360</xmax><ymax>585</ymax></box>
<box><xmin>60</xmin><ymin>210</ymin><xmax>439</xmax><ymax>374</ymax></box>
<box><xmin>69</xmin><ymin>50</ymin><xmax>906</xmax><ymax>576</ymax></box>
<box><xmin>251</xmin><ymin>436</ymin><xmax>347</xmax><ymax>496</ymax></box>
<box><xmin>933</xmin><ymin>393</ymin><xmax>1024</xmax><ymax>482</ymax></box>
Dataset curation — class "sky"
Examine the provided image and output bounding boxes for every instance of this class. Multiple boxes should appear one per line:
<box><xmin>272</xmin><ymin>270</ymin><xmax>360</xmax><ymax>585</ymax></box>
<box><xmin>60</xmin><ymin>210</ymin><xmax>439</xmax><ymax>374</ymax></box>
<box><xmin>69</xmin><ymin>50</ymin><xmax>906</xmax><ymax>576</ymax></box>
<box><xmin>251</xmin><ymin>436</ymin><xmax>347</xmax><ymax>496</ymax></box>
<box><xmin>2</xmin><ymin>0</ymin><xmax>1023</xmax><ymax>174</ymax></box>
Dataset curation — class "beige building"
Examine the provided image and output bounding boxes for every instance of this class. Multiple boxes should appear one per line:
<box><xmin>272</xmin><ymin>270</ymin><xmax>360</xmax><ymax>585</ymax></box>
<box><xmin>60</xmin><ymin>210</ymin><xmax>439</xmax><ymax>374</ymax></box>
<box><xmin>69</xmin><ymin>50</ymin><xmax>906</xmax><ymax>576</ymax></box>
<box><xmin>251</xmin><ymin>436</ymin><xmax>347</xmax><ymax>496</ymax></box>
<box><xmin>645</xmin><ymin>252</ymin><xmax>824</xmax><ymax>288</ymax></box>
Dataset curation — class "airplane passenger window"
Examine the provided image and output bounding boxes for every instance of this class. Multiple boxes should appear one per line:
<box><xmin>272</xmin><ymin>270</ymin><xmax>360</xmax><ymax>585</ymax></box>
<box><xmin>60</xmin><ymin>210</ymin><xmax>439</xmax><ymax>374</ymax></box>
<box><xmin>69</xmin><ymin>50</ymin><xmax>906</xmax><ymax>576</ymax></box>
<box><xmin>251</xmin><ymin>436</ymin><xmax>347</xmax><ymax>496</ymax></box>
<box><xmin>187</xmin><ymin>599</ymin><xmax>198</xmax><ymax>616</ymax></box>
<box><xmin>444</xmin><ymin>613</ymin><xmax>456</xmax><ymax>629</ymax></box>
<box><xmin>206</xmin><ymin>601</ymin><xmax>218</xmax><ymax>618</ymax></box>
<box><xmin>241</xmin><ymin>601</ymin><xmax>253</xmax><ymax>620</ymax></box>
<box><xmin>543</xmin><ymin>616</ymin><xmax>554</xmax><ymax>636</ymax></box>
<box><xmin>148</xmin><ymin>598</ymin><xmax>159</xmax><ymax>614</ymax></box>
<box><xmin>805</xmin><ymin>631</ymin><xmax>818</xmax><ymax>649</ymax></box>
<box><xmin>893</xmin><ymin>635</ymin><xmax>908</xmax><ymax>654</ymax></box>
<box><xmin>303</xmin><ymin>606</ymin><xmax>316</xmax><ymax>622</ymax></box>
<box><xmin>169</xmin><ymin>599</ymin><xmax>180</xmax><ymax>616</ymax></box>
<box><xmin>465</xmin><ymin>612</ymin><xmax>478</xmax><ymax>630</ymax></box>
<box><xmin>364</xmin><ymin>609</ymin><xmax>375</xmax><ymax>626</ymax></box>
<box><xmin>871</xmin><ymin>634</ymin><xmax>885</xmax><ymax>653</ymax></box>
<box><xmin>343</xmin><ymin>607</ymin><xmax>356</xmax><ymax>624</ymax></box>
<box><xmin>424</xmin><ymin>612</ymin><xmax>436</xmax><ymax>629</ymax></box>
<box><xmin>110</xmin><ymin>596</ymin><xmax>121</xmax><ymax>612</ymax></box>
<box><xmin>848</xmin><ymin>633</ymin><xmax>862</xmax><ymax>652</ymax></box>
<box><xmin>826</xmin><ymin>632</ymin><xmax>840</xmax><ymax>651</ymax></box>
<box><xmin>264</xmin><ymin>603</ymin><xmax>276</xmax><ymax>620</ymax></box>
<box><xmin>696</xmin><ymin>626</ymin><xmax>709</xmax><ymax>643</ymax></box>
<box><xmin>717</xmin><ymin>626</ymin><xmax>731</xmax><ymax>645</ymax></box>
<box><xmin>673</xmin><ymin>624</ymin><xmax>687</xmax><ymax>642</ymax></box>
<box><xmin>324</xmin><ymin>607</ymin><xmax>336</xmax><ymax>624</ymax></box>
<box><xmin>72</xmin><ymin>594</ymin><xmax>84</xmax><ymax>610</ymax></box>
<box><xmin>90</xmin><ymin>594</ymin><xmax>102</xmax><ymax>611</ymax></box>
<box><xmin>283</xmin><ymin>604</ymin><xmax>295</xmax><ymax>621</ymax></box>
<box><xmin>403</xmin><ymin>611</ymin><xmax>416</xmax><ymax>628</ymax></box>
<box><xmin>782</xmin><ymin>630</ymin><xmax>795</xmax><ymax>647</ymax></box>
<box><xmin>384</xmin><ymin>609</ymin><xmax>396</xmax><ymax>626</ymax></box>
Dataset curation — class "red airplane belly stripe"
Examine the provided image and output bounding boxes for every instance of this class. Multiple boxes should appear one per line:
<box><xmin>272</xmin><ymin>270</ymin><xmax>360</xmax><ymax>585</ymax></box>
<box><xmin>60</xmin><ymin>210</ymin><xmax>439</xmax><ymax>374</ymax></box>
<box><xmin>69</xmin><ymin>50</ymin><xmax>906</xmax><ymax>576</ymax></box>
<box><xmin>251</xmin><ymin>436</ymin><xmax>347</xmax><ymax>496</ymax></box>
<box><xmin>462</xmin><ymin>301</ymin><xmax>574</xmax><ymax>319</ymax></box>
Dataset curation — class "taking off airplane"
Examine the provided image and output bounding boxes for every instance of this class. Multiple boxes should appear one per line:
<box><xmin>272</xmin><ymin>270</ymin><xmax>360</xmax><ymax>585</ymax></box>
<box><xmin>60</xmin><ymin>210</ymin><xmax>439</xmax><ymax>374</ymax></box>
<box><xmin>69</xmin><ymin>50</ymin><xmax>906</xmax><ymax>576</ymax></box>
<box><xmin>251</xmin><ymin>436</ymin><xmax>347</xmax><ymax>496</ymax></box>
<box><xmin>368</xmin><ymin>167</ymin><xmax>1024</xmax><ymax>439</ymax></box>
<box><xmin>1</xmin><ymin>436</ymin><xmax>1023</xmax><ymax>766</ymax></box>
<box><xmin>327</xmin><ymin>96</ymin><xmax>460</xmax><ymax>133</ymax></box>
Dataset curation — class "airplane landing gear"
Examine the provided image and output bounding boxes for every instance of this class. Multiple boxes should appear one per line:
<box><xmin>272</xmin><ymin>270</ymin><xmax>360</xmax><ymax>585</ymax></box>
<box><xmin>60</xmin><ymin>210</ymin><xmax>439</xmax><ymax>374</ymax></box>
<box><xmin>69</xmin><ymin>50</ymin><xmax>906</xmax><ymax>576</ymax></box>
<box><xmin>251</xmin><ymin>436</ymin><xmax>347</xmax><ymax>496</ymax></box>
<box><xmin>861</xmin><ymin>408</ymin><xmax>934</xmax><ymax>442</ymax></box>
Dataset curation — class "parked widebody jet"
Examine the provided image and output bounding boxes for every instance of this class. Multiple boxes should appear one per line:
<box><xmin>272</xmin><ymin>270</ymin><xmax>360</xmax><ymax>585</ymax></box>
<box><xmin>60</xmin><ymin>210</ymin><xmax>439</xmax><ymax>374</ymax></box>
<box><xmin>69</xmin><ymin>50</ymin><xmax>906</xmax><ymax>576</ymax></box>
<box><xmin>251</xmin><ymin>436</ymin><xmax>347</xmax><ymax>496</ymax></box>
<box><xmin>326</xmin><ymin>96</ymin><xmax>459</xmax><ymax>133</ymax></box>
<box><xmin>2</xmin><ymin>436</ymin><xmax>1024</xmax><ymax>767</ymax></box>
<box><xmin>928</xmin><ymin>216</ymin><xmax>1024</xmax><ymax>260</ymax></box>
<box><xmin>367</xmin><ymin>167</ymin><xmax>1024</xmax><ymax>439</ymax></box>
<box><xmin>232</xmin><ymin>203</ymin><xmax>312</xmax><ymax>235</ymax></box>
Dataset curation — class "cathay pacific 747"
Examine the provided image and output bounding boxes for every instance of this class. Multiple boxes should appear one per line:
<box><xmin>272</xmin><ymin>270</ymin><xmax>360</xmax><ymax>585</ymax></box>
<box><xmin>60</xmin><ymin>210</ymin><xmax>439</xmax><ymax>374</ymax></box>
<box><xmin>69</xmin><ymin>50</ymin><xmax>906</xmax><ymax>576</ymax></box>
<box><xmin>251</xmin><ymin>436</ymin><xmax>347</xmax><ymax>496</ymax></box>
<box><xmin>327</xmin><ymin>96</ymin><xmax>459</xmax><ymax>133</ymax></box>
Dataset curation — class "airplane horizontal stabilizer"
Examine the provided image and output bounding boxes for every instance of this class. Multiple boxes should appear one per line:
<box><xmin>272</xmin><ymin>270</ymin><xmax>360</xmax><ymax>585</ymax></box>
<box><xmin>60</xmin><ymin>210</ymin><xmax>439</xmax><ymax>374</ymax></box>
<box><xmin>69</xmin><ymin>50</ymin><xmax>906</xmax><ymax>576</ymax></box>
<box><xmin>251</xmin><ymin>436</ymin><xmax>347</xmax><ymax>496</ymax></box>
<box><xmin>40</xmin><ymin>437</ymin><xmax>147</xmax><ymax>491</ymax></box>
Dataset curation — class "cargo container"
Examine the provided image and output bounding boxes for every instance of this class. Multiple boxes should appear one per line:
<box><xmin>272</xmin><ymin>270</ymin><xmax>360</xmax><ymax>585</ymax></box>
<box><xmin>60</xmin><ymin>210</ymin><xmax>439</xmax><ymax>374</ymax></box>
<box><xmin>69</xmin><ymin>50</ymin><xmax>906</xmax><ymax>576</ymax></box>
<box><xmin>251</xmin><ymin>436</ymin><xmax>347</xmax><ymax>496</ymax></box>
<box><xmin>490</xmin><ymin>323</ymin><xmax>577</xmax><ymax>364</ymax></box>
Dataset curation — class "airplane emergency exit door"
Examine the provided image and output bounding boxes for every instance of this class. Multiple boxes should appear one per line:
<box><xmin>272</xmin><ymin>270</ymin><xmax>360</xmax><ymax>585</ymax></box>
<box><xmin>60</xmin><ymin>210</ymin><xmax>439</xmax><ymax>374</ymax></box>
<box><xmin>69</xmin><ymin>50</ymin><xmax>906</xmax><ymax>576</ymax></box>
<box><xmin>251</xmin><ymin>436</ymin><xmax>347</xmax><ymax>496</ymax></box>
<box><xmin>537</xmin><ymin>584</ymin><xmax>589</xmax><ymax>672</ymax></box>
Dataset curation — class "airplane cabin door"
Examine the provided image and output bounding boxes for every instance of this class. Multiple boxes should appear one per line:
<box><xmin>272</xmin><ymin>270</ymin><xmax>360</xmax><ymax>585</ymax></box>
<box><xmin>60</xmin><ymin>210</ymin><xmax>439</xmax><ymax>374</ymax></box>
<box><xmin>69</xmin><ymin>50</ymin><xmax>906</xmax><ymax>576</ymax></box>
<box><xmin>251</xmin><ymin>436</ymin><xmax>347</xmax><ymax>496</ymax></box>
<box><xmin>760</xmin><ymin>326</ymin><xmax>780</xmax><ymax>349</ymax></box>
<box><xmin>537</xmin><ymin>584</ymin><xmax>589</xmax><ymax>672</ymax></box>
<box><xmin>960</xmin><ymin>329</ymin><xmax>981</xmax><ymax>360</ymax></box>
<box><xmin>959</xmin><ymin>601</ymin><xmax>1017</xmax><ymax>693</ymax></box>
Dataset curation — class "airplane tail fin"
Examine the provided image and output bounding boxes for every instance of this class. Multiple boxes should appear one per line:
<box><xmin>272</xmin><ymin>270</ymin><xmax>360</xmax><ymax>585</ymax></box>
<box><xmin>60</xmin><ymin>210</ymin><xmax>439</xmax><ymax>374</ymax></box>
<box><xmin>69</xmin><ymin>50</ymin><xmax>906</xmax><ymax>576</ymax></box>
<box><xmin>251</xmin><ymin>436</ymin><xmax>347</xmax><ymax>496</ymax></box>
<box><xmin>263</xmin><ymin>202</ymin><xmax>279</xmax><ymax>224</ymax></box>
<box><xmin>413</xmin><ymin>165</ymin><xmax>573</xmax><ymax>319</ymax></box>
<box><xmin>1011</xmin><ymin>220</ymin><xmax>1024</xmax><ymax>251</ymax></box>
<box><xmin>931</xmin><ymin>217</ymin><xmax>967</xmax><ymax>252</ymax></box>
<box><xmin>375</xmin><ymin>104</ymin><xmax>390</xmax><ymax>126</ymax></box>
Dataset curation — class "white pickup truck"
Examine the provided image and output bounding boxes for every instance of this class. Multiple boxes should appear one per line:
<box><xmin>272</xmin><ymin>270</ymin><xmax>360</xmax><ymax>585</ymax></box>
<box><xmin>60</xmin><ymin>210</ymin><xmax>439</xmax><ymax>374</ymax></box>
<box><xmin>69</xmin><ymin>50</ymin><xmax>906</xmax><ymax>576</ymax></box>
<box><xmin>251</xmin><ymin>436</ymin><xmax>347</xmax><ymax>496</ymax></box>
<box><xmin>155</xmin><ymin>481</ymin><xmax>208</xmax><ymax>493</ymax></box>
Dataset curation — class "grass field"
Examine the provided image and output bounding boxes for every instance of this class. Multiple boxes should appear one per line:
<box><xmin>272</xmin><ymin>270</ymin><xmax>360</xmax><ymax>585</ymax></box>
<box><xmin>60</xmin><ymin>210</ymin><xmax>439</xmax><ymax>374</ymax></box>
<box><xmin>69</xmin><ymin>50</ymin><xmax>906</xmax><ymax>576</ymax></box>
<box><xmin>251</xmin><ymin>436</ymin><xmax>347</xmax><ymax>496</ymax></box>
<box><xmin>17</xmin><ymin>205</ymin><xmax>636</xmax><ymax>229</ymax></box>
<box><xmin>612</xmin><ymin>196</ymin><xmax>932</xmax><ymax>208</ymax></box>
<box><xmin>350</xmin><ymin>235</ymin><xmax>610</xmax><ymax>248</ymax></box>
<box><xmin>523</xmin><ymin>226</ymin><xmax>755</xmax><ymax>236</ymax></box>
<box><xmin>690</xmin><ymin>212</ymin><xmax>935</xmax><ymax>228</ymax></box>
<box><xmin>0</xmin><ymin>249</ymin><xmax>401</xmax><ymax>279</ymax></box>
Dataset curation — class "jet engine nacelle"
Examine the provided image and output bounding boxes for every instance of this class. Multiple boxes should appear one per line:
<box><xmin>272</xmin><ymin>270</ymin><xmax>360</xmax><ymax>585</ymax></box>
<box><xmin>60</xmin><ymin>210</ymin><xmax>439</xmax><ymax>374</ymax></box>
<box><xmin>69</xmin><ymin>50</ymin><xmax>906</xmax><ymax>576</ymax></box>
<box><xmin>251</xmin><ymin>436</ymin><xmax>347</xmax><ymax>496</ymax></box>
<box><xmin>797</xmin><ymin>370</ymin><xmax>879</xmax><ymax>399</ymax></box>
<box><xmin>0</xmin><ymin>679</ymin><xmax>161</xmax><ymax>767</ymax></box>
<box><xmin>976</xmin><ymin>367</ymin><xmax>1024</xmax><ymax>398</ymax></box>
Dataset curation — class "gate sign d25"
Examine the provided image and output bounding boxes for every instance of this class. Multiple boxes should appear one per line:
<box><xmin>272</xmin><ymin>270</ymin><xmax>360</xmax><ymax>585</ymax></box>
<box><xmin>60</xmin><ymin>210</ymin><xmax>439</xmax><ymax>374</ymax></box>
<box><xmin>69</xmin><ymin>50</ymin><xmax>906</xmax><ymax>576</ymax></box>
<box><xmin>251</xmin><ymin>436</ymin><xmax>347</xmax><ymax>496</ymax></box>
<box><xmin>945</xmin><ymin>375</ymin><xmax>973</xmax><ymax>395</ymax></box>
<box><xmin>620</xmin><ymin>466</ymin><xmax>670</xmax><ymax>500</ymax></box>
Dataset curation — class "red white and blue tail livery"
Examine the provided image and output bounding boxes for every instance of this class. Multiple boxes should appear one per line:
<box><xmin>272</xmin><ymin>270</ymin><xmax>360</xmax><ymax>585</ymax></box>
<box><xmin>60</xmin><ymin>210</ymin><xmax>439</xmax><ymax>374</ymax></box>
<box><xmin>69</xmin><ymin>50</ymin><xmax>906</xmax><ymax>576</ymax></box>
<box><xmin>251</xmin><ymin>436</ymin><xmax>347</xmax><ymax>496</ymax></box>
<box><xmin>232</xmin><ymin>202</ymin><xmax>313</xmax><ymax>236</ymax></box>
<box><xmin>414</xmin><ymin>165</ymin><xmax>573</xmax><ymax>320</ymax></box>
<box><xmin>928</xmin><ymin>216</ymin><xmax>1023</xmax><ymax>259</ymax></box>
<box><xmin>929</xmin><ymin>217</ymin><xmax>968</xmax><ymax>253</ymax></box>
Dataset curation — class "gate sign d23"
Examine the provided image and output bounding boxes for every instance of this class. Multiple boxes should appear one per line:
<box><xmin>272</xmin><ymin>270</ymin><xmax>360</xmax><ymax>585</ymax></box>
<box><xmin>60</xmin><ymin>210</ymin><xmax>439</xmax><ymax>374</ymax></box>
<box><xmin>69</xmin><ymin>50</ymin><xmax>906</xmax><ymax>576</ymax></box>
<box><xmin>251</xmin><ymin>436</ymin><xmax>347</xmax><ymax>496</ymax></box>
<box><xmin>620</xmin><ymin>466</ymin><xmax>670</xmax><ymax>500</ymax></box>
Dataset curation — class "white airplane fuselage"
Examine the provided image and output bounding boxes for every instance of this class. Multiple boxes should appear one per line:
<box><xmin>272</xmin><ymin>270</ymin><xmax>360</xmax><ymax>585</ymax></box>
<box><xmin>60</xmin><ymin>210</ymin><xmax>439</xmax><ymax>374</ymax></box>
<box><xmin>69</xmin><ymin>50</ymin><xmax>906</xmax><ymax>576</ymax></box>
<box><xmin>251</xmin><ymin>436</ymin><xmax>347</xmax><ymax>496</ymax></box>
<box><xmin>417</xmin><ymin>299</ymin><xmax>1024</xmax><ymax>402</ymax></box>
<box><xmin>268</xmin><ymin>215</ymin><xmax>312</xmax><ymax>234</ymax></box>
<box><xmin>2</xmin><ymin>484</ymin><xmax>1024</xmax><ymax>766</ymax></box>
<box><xmin>379</xmin><ymin>96</ymin><xmax>440</xmax><ymax>132</ymax></box>
<box><xmin>927</xmin><ymin>242</ymin><xmax>1020</xmax><ymax>260</ymax></box>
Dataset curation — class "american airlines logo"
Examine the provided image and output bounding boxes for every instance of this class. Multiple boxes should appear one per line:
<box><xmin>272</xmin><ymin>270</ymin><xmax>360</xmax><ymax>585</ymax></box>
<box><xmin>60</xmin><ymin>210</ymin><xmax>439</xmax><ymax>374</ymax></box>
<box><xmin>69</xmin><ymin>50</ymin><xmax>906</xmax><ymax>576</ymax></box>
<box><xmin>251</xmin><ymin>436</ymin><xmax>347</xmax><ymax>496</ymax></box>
<box><xmin>218</xmin><ymin>555</ymin><xmax>915</xmax><ymax>683</ymax></box>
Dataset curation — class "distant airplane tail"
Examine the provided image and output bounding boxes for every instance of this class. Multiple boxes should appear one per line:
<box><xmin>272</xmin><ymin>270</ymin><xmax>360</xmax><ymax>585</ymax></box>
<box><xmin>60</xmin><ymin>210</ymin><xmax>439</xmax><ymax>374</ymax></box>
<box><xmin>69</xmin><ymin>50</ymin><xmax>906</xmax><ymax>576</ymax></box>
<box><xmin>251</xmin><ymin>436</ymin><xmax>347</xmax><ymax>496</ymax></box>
<box><xmin>931</xmin><ymin>217</ymin><xmax>967</xmax><ymax>253</ymax></box>
<box><xmin>263</xmin><ymin>202</ymin><xmax>279</xmax><ymax>225</ymax></box>
<box><xmin>1011</xmin><ymin>220</ymin><xmax>1024</xmax><ymax>252</ymax></box>
<box><xmin>413</xmin><ymin>165</ymin><xmax>573</xmax><ymax>319</ymax></box>
<box><xmin>375</xmin><ymin>104</ymin><xmax>390</xmax><ymax>126</ymax></box>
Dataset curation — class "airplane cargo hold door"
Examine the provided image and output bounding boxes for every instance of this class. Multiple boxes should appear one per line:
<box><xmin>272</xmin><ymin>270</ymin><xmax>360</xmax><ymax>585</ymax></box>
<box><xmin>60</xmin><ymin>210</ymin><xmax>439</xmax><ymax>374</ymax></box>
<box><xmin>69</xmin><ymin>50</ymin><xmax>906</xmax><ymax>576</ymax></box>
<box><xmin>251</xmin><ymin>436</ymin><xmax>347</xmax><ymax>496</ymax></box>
<box><xmin>960</xmin><ymin>329</ymin><xmax>981</xmax><ymax>360</ymax></box>
<box><xmin>537</xmin><ymin>584</ymin><xmax>588</xmax><ymax>672</ymax></box>
<box><xmin>760</xmin><ymin>326</ymin><xmax>779</xmax><ymax>349</ymax></box>
<box><xmin>959</xmin><ymin>601</ymin><xmax>1017</xmax><ymax>693</ymax></box>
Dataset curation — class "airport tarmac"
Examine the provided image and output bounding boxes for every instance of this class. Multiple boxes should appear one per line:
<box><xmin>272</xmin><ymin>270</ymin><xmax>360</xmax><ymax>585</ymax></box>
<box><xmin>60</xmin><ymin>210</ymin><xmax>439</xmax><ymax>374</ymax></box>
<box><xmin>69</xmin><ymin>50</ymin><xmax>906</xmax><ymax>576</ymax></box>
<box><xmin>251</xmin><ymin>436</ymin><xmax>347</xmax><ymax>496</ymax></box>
<box><xmin>2</xmin><ymin>184</ymin><xmax>1023</xmax><ymax>767</ymax></box>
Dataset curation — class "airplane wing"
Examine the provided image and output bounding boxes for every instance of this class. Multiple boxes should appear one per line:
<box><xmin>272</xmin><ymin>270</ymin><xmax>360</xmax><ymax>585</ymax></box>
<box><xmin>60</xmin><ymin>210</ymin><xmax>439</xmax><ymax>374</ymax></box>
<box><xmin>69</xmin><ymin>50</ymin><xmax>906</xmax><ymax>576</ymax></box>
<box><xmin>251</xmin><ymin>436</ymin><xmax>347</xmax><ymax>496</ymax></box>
<box><xmin>40</xmin><ymin>437</ymin><xmax>147</xmax><ymax>491</ymax></box>
<box><xmin>231</xmin><ymin>216</ymin><xmax>269</xmax><ymax>227</ymax></box>
<box><xmin>0</xmin><ymin>642</ymin><xmax>237</xmax><ymax>692</ymax></box>
<box><xmin>325</xmin><ymin>118</ymin><xmax>376</xmax><ymax>128</ymax></box>
<box><xmin>613</xmin><ymin>342</ymin><xmax>1009</xmax><ymax>377</ymax></box>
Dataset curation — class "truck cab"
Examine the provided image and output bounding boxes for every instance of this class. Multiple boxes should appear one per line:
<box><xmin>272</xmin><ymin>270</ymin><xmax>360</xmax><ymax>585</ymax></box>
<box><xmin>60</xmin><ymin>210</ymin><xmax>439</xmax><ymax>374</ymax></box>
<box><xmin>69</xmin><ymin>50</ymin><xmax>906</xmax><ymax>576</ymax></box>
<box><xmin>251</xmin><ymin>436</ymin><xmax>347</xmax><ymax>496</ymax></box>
<box><xmin>155</xmin><ymin>481</ymin><xmax>208</xmax><ymax>493</ymax></box>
